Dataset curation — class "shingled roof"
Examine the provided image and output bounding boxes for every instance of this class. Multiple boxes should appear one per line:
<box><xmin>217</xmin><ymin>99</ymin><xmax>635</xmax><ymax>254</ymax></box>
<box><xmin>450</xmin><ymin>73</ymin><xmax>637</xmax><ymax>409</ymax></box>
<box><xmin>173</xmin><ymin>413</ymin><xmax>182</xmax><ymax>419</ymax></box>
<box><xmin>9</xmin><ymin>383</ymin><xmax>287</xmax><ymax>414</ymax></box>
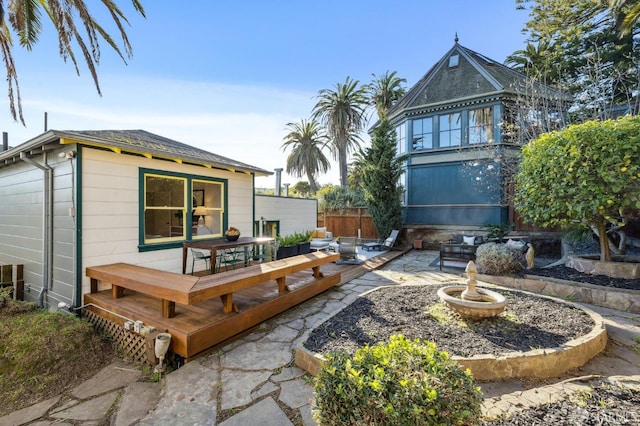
<box><xmin>0</xmin><ymin>129</ymin><xmax>271</xmax><ymax>176</ymax></box>
<box><xmin>386</xmin><ymin>42</ymin><xmax>571</xmax><ymax>123</ymax></box>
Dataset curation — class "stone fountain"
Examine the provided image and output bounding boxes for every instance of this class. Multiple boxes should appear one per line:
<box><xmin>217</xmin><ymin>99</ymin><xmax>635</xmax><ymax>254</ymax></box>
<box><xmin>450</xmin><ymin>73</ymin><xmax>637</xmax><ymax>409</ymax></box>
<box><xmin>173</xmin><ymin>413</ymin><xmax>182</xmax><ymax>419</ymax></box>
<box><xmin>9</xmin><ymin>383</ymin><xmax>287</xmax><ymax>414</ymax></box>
<box><xmin>437</xmin><ymin>261</ymin><xmax>507</xmax><ymax>319</ymax></box>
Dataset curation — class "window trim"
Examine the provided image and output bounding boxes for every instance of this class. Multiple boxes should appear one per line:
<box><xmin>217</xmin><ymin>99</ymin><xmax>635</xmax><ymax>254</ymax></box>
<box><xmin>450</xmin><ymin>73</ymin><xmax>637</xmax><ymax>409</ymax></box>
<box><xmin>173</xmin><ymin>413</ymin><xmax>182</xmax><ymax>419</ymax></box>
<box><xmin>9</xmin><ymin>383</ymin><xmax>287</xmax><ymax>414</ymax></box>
<box><xmin>138</xmin><ymin>168</ymin><xmax>228</xmax><ymax>252</ymax></box>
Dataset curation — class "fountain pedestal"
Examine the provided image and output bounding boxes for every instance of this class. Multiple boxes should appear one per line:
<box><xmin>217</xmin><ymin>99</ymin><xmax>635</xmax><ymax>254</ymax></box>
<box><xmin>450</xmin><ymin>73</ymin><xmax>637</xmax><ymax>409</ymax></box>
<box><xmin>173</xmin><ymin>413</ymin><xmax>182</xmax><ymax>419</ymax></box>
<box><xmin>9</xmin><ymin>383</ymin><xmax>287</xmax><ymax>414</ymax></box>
<box><xmin>437</xmin><ymin>261</ymin><xmax>507</xmax><ymax>319</ymax></box>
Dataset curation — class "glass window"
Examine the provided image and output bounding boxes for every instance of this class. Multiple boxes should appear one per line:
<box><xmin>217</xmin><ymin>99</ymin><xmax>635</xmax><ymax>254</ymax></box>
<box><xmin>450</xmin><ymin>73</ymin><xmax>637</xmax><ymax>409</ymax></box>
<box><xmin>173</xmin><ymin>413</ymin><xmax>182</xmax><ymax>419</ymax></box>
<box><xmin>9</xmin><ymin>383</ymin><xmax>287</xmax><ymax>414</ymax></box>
<box><xmin>395</xmin><ymin>123</ymin><xmax>406</xmax><ymax>154</ymax></box>
<box><xmin>439</xmin><ymin>112</ymin><xmax>461</xmax><ymax>148</ymax></box>
<box><xmin>192</xmin><ymin>180</ymin><xmax>224</xmax><ymax>238</ymax></box>
<box><xmin>412</xmin><ymin>117</ymin><xmax>433</xmax><ymax>150</ymax></box>
<box><xmin>144</xmin><ymin>174</ymin><xmax>187</xmax><ymax>243</ymax></box>
<box><xmin>468</xmin><ymin>107</ymin><xmax>493</xmax><ymax>144</ymax></box>
<box><xmin>142</xmin><ymin>170</ymin><xmax>227</xmax><ymax>246</ymax></box>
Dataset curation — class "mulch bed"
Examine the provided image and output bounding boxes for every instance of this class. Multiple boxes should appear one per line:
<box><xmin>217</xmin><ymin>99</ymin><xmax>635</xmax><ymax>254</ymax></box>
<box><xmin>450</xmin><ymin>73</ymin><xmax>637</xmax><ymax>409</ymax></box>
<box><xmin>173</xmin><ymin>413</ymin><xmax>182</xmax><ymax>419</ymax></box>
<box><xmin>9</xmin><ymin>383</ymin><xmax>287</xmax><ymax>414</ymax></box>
<box><xmin>303</xmin><ymin>285</ymin><xmax>594</xmax><ymax>358</ymax></box>
<box><xmin>304</xmin><ymin>263</ymin><xmax>640</xmax><ymax>425</ymax></box>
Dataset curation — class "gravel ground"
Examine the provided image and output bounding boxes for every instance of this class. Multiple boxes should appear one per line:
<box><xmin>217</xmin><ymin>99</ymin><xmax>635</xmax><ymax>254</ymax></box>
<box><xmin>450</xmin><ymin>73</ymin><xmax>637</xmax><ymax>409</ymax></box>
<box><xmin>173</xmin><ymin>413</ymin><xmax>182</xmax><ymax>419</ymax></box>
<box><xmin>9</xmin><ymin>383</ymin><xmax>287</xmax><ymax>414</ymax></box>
<box><xmin>303</xmin><ymin>262</ymin><xmax>640</xmax><ymax>425</ymax></box>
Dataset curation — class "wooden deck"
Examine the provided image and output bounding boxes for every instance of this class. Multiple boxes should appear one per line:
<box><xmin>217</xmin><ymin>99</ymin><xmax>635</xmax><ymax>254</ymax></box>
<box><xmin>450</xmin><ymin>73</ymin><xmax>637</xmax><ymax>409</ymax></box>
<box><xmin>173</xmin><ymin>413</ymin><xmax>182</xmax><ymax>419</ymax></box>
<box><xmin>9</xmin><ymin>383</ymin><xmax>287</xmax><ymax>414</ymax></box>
<box><xmin>83</xmin><ymin>248</ymin><xmax>407</xmax><ymax>362</ymax></box>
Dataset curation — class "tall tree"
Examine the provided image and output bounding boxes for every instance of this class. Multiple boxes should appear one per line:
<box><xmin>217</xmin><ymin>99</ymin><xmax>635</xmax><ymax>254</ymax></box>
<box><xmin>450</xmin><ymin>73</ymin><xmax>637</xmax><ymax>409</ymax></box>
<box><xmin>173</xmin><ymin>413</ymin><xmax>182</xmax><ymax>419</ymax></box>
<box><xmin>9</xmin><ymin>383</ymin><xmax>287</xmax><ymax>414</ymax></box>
<box><xmin>367</xmin><ymin>70</ymin><xmax>406</xmax><ymax>121</ymax></box>
<box><xmin>312</xmin><ymin>76</ymin><xmax>368</xmax><ymax>187</ymax></box>
<box><xmin>281</xmin><ymin>119</ymin><xmax>330</xmax><ymax>193</ymax></box>
<box><xmin>516</xmin><ymin>0</ymin><xmax>639</xmax><ymax>118</ymax></box>
<box><xmin>360</xmin><ymin>118</ymin><xmax>405</xmax><ymax>241</ymax></box>
<box><xmin>0</xmin><ymin>0</ymin><xmax>146</xmax><ymax>124</ymax></box>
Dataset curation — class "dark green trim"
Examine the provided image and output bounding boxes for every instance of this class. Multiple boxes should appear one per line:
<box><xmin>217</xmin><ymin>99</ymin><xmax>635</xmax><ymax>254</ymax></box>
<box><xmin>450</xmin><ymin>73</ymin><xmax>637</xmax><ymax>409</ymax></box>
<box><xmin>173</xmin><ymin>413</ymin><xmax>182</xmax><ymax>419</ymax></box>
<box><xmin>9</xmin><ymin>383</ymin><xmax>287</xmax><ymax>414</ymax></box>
<box><xmin>252</xmin><ymin>173</ymin><xmax>256</xmax><ymax>237</ymax></box>
<box><xmin>138</xmin><ymin>168</ymin><xmax>228</xmax><ymax>251</ymax></box>
<box><xmin>74</xmin><ymin>146</ymin><xmax>83</xmax><ymax>308</ymax></box>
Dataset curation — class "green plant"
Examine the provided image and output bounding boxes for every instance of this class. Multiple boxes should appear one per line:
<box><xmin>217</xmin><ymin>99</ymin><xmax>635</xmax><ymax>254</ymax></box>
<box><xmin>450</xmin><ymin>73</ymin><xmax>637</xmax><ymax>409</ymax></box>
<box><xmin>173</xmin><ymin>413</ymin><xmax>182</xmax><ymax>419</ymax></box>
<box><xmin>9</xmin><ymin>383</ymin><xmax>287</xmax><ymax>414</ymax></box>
<box><xmin>313</xmin><ymin>335</ymin><xmax>482</xmax><ymax>426</ymax></box>
<box><xmin>515</xmin><ymin>116</ymin><xmax>640</xmax><ymax>262</ymax></box>
<box><xmin>475</xmin><ymin>243</ymin><xmax>525</xmax><ymax>275</ymax></box>
<box><xmin>483</xmin><ymin>223</ymin><xmax>513</xmax><ymax>242</ymax></box>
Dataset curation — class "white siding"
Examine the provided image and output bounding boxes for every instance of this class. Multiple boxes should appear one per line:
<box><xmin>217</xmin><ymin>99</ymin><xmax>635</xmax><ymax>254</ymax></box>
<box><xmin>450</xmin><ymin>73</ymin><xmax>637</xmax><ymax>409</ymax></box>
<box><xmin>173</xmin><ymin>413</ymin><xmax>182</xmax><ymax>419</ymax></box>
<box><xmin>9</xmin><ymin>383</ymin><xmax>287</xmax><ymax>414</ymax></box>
<box><xmin>255</xmin><ymin>195</ymin><xmax>317</xmax><ymax>237</ymax></box>
<box><xmin>81</xmin><ymin>148</ymin><xmax>254</xmax><ymax>295</ymax></box>
<box><xmin>0</xmin><ymin>150</ymin><xmax>75</xmax><ymax>308</ymax></box>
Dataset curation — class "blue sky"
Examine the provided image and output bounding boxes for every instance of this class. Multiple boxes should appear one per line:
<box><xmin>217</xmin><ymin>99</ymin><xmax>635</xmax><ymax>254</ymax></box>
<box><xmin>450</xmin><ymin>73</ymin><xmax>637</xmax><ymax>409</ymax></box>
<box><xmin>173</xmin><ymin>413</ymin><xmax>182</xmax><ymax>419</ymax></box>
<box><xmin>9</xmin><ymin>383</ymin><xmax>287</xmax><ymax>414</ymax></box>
<box><xmin>2</xmin><ymin>1</ymin><xmax>530</xmax><ymax>188</ymax></box>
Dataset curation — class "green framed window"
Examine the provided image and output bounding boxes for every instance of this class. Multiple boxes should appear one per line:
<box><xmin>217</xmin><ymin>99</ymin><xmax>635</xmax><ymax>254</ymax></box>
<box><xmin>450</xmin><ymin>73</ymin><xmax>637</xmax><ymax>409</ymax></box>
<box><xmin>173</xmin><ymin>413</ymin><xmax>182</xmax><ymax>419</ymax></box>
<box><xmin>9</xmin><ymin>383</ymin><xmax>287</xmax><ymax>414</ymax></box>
<box><xmin>140</xmin><ymin>169</ymin><xmax>227</xmax><ymax>249</ymax></box>
<box><xmin>468</xmin><ymin>107</ymin><xmax>493</xmax><ymax>144</ymax></box>
<box><xmin>412</xmin><ymin>117</ymin><xmax>433</xmax><ymax>150</ymax></box>
<box><xmin>439</xmin><ymin>112</ymin><xmax>462</xmax><ymax>148</ymax></box>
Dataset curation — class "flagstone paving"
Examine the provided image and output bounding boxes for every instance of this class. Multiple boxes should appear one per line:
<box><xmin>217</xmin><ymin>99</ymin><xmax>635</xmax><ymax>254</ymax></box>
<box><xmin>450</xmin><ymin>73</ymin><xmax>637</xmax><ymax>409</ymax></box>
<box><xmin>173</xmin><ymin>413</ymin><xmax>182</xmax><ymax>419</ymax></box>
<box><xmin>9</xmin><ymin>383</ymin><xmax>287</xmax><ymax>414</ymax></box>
<box><xmin>1</xmin><ymin>250</ymin><xmax>638</xmax><ymax>426</ymax></box>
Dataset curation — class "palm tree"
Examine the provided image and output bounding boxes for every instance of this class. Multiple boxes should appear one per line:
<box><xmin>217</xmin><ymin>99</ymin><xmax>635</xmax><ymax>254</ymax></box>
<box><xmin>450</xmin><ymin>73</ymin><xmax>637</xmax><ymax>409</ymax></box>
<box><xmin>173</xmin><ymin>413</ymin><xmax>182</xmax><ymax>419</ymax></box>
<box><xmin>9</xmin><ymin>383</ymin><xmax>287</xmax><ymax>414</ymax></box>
<box><xmin>312</xmin><ymin>76</ymin><xmax>368</xmax><ymax>187</ymax></box>
<box><xmin>281</xmin><ymin>119</ymin><xmax>330</xmax><ymax>193</ymax></box>
<box><xmin>610</xmin><ymin>0</ymin><xmax>640</xmax><ymax>35</ymax></box>
<box><xmin>367</xmin><ymin>70</ymin><xmax>406</xmax><ymax>120</ymax></box>
<box><xmin>0</xmin><ymin>0</ymin><xmax>146</xmax><ymax>124</ymax></box>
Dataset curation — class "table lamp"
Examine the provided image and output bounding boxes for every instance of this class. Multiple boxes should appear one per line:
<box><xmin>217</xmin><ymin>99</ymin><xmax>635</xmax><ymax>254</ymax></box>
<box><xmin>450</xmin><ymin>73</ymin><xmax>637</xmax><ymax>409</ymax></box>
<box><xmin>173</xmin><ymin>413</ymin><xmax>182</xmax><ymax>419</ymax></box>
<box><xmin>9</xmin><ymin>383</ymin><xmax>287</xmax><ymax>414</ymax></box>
<box><xmin>194</xmin><ymin>206</ymin><xmax>207</xmax><ymax>227</ymax></box>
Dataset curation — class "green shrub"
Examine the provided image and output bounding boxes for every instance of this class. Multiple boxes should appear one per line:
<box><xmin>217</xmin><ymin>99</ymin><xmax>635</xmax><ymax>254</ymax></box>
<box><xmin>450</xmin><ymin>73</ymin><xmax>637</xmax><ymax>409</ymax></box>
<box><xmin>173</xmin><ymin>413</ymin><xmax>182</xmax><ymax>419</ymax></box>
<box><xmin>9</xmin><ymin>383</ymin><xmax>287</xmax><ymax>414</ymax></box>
<box><xmin>475</xmin><ymin>242</ymin><xmax>525</xmax><ymax>275</ymax></box>
<box><xmin>313</xmin><ymin>335</ymin><xmax>482</xmax><ymax>426</ymax></box>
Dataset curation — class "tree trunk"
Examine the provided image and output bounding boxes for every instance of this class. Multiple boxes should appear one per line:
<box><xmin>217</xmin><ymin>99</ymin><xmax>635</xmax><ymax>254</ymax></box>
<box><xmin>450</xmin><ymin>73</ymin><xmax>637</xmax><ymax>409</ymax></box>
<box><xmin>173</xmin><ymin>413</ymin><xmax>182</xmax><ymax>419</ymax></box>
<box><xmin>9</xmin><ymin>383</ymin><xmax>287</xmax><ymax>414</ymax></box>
<box><xmin>596</xmin><ymin>222</ymin><xmax>611</xmax><ymax>262</ymax></box>
<box><xmin>543</xmin><ymin>238</ymin><xmax>575</xmax><ymax>268</ymax></box>
<box><xmin>590</xmin><ymin>223</ymin><xmax>621</xmax><ymax>257</ymax></box>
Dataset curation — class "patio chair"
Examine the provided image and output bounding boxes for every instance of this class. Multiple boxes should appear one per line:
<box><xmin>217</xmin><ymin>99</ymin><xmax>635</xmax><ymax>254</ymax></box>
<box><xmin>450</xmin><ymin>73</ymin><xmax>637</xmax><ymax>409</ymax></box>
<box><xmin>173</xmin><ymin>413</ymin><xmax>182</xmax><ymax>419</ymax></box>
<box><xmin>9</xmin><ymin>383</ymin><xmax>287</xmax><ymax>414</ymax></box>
<box><xmin>217</xmin><ymin>248</ymin><xmax>246</xmax><ymax>272</ymax></box>
<box><xmin>336</xmin><ymin>236</ymin><xmax>361</xmax><ymax>265</ymax></box>
<box><xmin>190</xmin><ymin>248</ymin><xmax>212</xmax><ymax>275</ymax></box>
<box><xmin>362</xmin><ymin>229</ymin><xmax>400</xmax><ymax>252</ymax></box>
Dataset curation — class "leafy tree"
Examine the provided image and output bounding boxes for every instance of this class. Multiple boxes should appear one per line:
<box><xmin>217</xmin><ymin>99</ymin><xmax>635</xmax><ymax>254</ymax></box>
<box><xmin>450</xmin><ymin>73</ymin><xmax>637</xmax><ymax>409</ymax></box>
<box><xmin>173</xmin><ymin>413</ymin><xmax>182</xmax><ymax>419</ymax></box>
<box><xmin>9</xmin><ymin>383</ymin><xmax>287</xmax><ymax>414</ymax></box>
<box><xmin>0</xmin><ymin>0</ymin><xmax>146</xmax><ymax>124</ymax></box>
<box><xmin>290</xmin><ymin>181</ymin><xmax>312</xmax><ymax>198</ymax></box>
<box><xmin>312</xmin><ymin>76</ymin><xmax>368</xmax><ymax>187</ymax></box>
<box><xmin>611</xmin><ymin>0</ymin><xmax>640</xmax><ymax>35</ymax></box>
<box><xmin>515</xmin><ymin>115</ymin><xmax>640</xmax><ymax>261</ymax></box>
<box><xmin>317</xmin><ymin>184</ymin><xmax>364</xmax><ymax>212</ymax></box>
<box><xmin>360</xmin><ymin>118</ymin><xmax>405</xmax><ymax>241</ymax></box>
<box><xmin>367</xmin><ymin>70</ymin><xmax>406</xmax><ymax>121</ymax></box>
<box><xmin>281</xmin><ymin>119</ymin><xmax>330</xmax><ymax>193</ymax></box>
<box><xmin>515</xmin><ymin>0</ymin><xmax>639</xmax><ymax>118</ymax></box>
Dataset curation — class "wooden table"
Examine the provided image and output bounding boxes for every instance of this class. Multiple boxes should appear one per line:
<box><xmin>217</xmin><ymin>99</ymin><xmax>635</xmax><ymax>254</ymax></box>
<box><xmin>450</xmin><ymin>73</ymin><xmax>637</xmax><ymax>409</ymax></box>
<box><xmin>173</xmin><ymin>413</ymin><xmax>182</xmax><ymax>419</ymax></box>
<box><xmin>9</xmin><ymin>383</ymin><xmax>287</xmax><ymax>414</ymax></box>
<box><xmin>182</xmin><ymin>237</ymin><xmax>275</xmax><ymax>274</ymax></box>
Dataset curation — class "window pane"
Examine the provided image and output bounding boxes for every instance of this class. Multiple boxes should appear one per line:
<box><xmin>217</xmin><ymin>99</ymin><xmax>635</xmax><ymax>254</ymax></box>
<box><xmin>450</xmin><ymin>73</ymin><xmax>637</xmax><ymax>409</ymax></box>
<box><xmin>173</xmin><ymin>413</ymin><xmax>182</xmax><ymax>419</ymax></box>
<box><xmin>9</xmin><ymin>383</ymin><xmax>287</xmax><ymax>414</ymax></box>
<box><xmin>439</xmin><ymin>113</ymin><xmax>461</xmax><ymax>147</ymax></box>
<box><xmin>145</xmin><ymin>175</ymin><xmax>186</xmax><ymax>242</ymax></box>
<box><xmin>193</xmin><ymin>180</ymin><xmax>225</xmax><ymax>238</ymax></box>
<box><xmin>412</xmin><ymin>117</ymin><xmax>433</xmax><ymax>150</ymax></box>
<box><xmin>469</xmin><ymin>107</ymin><xmax>493</xmax><ymax>144</ymax></box>
<box><xmin>395</xmin><ymin>124</ymin><xmax>406</xmax><ymax>154</ymax></box>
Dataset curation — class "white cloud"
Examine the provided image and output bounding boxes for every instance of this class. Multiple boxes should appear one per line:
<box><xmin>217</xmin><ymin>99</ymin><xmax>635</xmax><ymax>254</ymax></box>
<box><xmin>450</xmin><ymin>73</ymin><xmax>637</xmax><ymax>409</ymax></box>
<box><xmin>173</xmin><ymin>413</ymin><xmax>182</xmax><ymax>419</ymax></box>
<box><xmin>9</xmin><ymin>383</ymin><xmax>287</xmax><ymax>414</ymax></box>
<box><xmin>1</xmin><ymin>74</ymin><xmax>343</xmax><ymax>188</ymax></box>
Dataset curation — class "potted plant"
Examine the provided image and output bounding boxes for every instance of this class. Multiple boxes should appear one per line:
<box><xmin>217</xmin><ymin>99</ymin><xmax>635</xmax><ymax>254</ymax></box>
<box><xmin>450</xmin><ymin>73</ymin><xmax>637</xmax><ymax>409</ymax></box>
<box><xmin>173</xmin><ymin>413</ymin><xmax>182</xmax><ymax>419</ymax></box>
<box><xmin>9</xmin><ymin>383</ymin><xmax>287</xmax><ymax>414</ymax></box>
<box><xmin>295</xmin><ymin>230</ymin><xmax>313</xmax><ymax>255</ymax></box>
<box><xmin>276</xmin><ymin>234</ymin><xmax>298</xmax><ymax>259</ymax></box>
<box><xmin>225</xmin><ymin>227</ymin><xmax>241</xmax><ymax>241</ymax></box>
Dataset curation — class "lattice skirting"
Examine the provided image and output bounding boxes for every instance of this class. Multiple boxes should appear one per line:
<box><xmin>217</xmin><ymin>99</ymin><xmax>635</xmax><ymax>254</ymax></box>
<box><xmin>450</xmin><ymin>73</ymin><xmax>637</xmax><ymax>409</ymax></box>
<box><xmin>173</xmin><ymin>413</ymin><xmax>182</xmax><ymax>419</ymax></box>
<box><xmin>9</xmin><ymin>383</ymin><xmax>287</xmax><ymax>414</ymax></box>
<box><xmin>83</xmin><ymin>309</ymin><xmax>156</xmax><ymax>366</ymax></box>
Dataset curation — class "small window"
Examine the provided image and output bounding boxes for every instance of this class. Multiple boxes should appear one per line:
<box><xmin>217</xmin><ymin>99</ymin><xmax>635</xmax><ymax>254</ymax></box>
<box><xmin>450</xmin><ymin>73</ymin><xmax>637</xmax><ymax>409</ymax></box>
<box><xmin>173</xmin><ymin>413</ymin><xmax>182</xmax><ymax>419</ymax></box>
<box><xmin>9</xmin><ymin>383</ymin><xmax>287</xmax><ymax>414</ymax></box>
<box><xmin>395</xmin><ymin>123</ymin><xmax>406</xmax><ymax>154</ymax></box>
<box><xmin>140</xmin><ymin>169</ymin><xmax>227</xmax><ymax>248</ymax></box>
<box><xmin>448</xmin><ymin>54</ymin><xmax>459</xmax><ymax>68</ymax></box>
<box><xmin>412</xmin><ymin>117</ymin><xmax>433</xmax><ymax>150</ymax></box>
<box><xmin>439</xmin><ymin>112</ymin><xmax>462</xmax><ymax>148</ymax></box>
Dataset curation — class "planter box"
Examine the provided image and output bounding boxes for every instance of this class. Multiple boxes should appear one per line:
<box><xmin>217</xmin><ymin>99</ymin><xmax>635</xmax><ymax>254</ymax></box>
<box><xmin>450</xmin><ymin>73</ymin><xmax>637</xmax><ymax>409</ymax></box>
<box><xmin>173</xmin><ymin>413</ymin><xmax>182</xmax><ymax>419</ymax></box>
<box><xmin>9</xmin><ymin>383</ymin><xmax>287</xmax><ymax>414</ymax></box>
<box><xmin>297</xmin><ymin>242</ymin><xmax>311</xmax><ymax>255</ymax></box>
<box><xmin>277</xmin><ymin>245</ymin><xmax>298</xmax><ymax>259</ymax></box>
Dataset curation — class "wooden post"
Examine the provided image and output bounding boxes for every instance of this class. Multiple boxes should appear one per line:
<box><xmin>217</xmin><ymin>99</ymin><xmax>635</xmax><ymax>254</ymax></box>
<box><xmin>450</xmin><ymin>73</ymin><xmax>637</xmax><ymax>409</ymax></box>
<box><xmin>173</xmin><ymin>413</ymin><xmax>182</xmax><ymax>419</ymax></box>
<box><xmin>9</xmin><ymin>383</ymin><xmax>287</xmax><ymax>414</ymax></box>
<box><xmin>15</xmin><ymin>265</ymin><xmax>24</xmax><ymax>301</ymax></box>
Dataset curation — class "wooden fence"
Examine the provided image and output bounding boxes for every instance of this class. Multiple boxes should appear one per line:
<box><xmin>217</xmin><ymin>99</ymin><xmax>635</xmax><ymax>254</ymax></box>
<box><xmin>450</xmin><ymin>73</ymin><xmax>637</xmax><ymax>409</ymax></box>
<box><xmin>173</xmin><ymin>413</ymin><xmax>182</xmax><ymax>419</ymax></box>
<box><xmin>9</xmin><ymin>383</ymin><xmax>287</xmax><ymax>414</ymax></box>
<box><xmin>0</xmin><ymin>264</ymin><xmax>24</xmax><ymax>300</ymax></box>
<box><xmin>318</xmin><ymin>208</ymin><xmax>379</xmax><ymax>240</ymax></box>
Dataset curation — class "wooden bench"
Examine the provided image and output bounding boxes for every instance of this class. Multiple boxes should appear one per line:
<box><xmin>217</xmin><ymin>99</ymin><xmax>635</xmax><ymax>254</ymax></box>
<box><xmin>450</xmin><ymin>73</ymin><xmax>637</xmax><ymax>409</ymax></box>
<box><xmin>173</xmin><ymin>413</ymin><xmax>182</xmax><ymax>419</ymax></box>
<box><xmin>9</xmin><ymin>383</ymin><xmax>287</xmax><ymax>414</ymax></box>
<box><xmin>86</xmin><ymin>251</ymin><xmax>340</xmax><ymax>318</ymax></box>
<box><xmin>439</xmin><ymin>244</ymin><xmax>478</xmax><ymax>270</ymax></box>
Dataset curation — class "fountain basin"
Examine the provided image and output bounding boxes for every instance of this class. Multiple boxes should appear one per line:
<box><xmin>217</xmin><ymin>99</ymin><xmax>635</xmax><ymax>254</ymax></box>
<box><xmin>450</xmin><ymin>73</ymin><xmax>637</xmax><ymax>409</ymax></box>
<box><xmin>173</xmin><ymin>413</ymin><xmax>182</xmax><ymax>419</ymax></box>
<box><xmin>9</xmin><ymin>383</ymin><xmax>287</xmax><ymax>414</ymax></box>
<box><xmin>437</xmin><ymin>285</ymin><xmax>507</xmax><ymax>319</ymax></box>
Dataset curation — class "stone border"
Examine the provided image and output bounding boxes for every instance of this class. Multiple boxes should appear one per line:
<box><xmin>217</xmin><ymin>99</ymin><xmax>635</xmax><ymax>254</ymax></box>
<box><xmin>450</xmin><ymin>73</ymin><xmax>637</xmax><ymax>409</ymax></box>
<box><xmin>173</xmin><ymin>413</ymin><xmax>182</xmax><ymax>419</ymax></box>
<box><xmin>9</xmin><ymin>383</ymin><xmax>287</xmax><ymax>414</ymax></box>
<box><xmin>294</xmin><ymin>285</ymin><xmax>607</xmax><ymax>381</ymax></box>
<box><xmin>479</xmin><ymin>273</ymin><xmax>640</xmax><ymax>314</ymax></box>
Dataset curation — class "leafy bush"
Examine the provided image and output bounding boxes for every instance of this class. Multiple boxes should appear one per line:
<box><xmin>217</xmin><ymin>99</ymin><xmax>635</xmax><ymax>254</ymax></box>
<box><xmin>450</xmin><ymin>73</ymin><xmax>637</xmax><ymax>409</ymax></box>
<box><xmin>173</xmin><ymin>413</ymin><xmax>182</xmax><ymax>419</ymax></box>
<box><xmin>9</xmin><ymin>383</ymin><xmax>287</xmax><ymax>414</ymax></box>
<box><xmin>483</xmin><ymin>223</ymin><xmax>513</xmax><ymax>242</ymax></box>
<box><xmin>313</xmin><ymin>335</ymin><xmax>482</xmax><ymax>426</ymax></box>
<box><xmin>475</xmin><ymin>242</ymin><xmax>525</xmax><ymax>275</ymax></box>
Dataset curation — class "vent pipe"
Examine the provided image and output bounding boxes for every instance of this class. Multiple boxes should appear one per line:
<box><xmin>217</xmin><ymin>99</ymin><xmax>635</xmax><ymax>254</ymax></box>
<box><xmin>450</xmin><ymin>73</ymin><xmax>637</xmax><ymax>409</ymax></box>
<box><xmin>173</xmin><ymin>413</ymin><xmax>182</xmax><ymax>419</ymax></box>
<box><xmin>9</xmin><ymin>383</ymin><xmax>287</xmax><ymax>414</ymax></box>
<box><xmin>44</xmin><ymin>112</ymin><xmax>48</xmax><ymax>131</ymax></box>
<box><xmin>274</xmin><ymin>168</ymin><xmax>283</xmax><ymax>196</ymax></box>
<box><xmin>283</xmin><ymin>183</ymin><xmax>290</xmax><ymax>197</ymax></box>
<box><xmin>2</xmin><ymin>132</ymin><xmax>7</xmax><ymax>152</ymax></box>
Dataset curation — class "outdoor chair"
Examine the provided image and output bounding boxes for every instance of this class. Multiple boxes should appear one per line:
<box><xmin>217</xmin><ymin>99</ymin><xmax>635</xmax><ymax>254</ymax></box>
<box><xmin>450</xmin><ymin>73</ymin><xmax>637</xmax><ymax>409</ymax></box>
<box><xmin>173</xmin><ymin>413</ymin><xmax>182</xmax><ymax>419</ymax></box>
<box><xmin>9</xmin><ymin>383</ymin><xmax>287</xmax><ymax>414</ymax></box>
<box><xmin>362</xmin><ymin>229</ymin><xmax>400</xmax><ymax>252</ymax></box>
<box><xmin>217</xmin><ymin>248</ymin><xmax>247</xmax><ymax>272</ymax></box>
<box><xmin>190</xmin><ymin>248</ymin><xmax>212</xmax><ymax>275</ymax></box>
<box><xmin>336</xmin><ymin>236</ymin><xmax>360</xmax><ymax>265</ymax></box>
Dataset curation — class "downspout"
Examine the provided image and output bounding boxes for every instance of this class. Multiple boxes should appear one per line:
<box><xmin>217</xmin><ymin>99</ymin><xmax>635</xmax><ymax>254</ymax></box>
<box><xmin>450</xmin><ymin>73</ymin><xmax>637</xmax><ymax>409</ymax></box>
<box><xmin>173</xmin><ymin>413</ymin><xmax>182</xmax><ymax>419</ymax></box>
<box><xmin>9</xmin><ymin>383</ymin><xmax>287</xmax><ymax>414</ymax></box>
<box><xmin>20</xmin><ymin>151</ymin><xmax>53</xmax><ymax>307</ymax></box>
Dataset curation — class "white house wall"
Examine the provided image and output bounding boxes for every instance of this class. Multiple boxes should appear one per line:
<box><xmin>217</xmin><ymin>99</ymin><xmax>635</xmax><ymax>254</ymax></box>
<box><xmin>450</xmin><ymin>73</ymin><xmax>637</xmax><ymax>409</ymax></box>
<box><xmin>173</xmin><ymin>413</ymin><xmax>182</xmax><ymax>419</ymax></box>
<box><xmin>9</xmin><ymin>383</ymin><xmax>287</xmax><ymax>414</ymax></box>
<box><xmin>255</xmin><ymin>195</ymin><xmax>317</xmax><ymax>237</ymax></box>
<box><xmin>81</xmin><ymin>147</ymin><xmax>254</xmax><ymax>296</ymax></box>
<box><xmin>0</xmin><ymin>150</ymin><xmax>75</xmax><ymax>309</ymax></box>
